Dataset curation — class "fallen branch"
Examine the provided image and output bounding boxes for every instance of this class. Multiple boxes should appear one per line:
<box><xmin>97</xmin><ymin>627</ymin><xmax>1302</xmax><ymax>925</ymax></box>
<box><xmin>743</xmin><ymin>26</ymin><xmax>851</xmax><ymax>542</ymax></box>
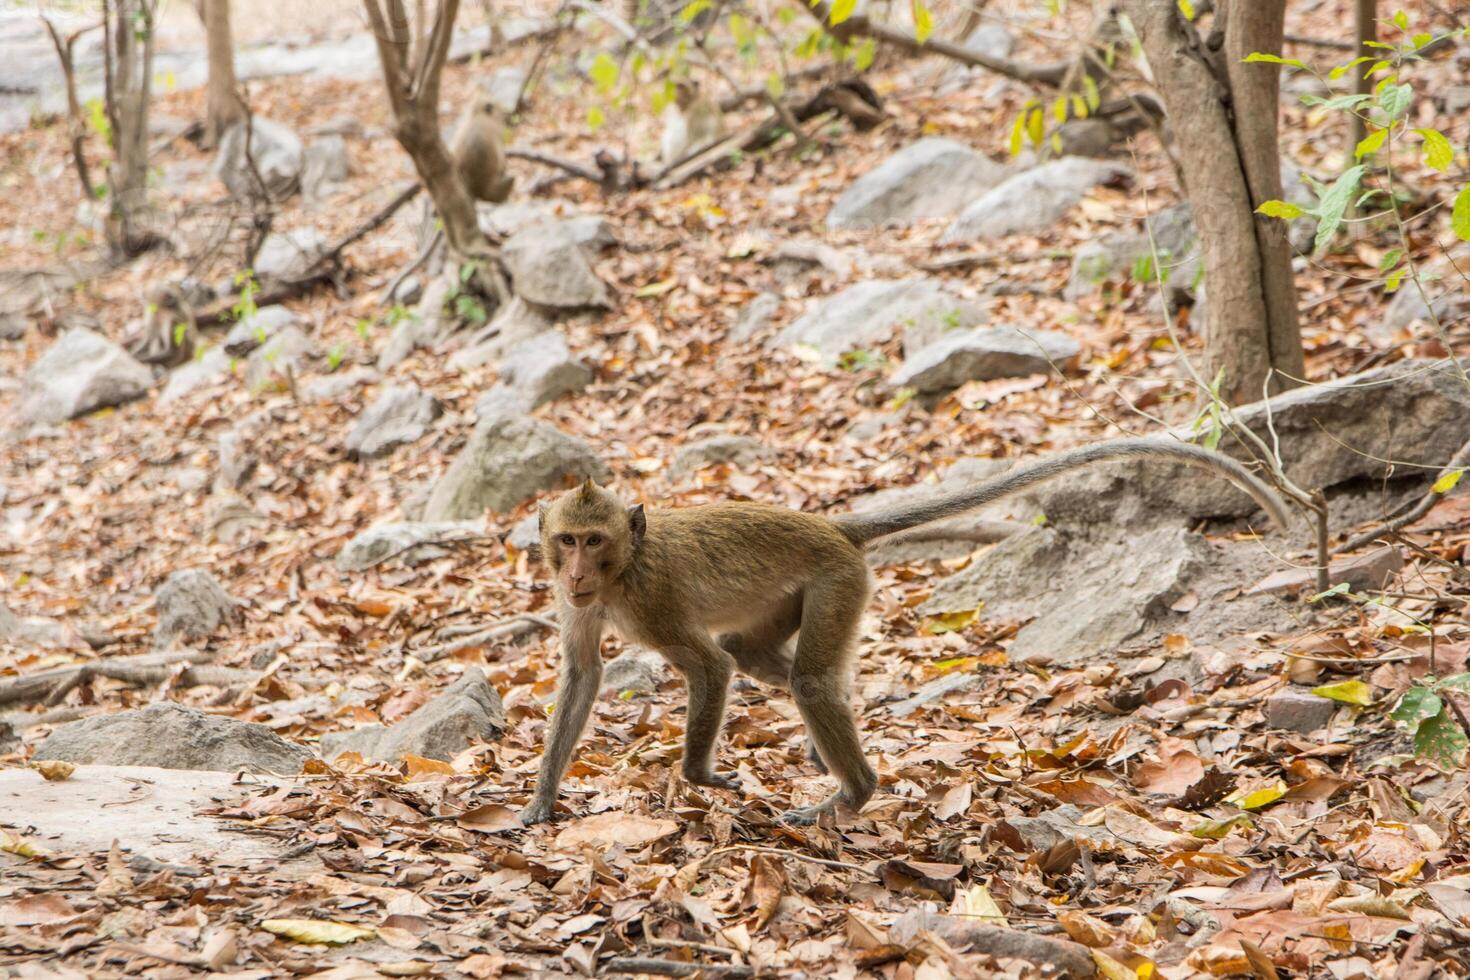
<box><xmin>0</xmin><ymin>650</ymin><xmax>255</xmax><ymax>709</ymax></box>
<box><xmin>506</xmin><ymin>147</ymin><xmax>605</xmax><ymax>183</ymax></box>
<box><xmin>198</xmin><ymin>181</ymin><xmax>423</xmax><ymax>326</ymax></box>
<box><xmin>1333</xmin><ymin>437</ymin><xmax>1470</xmax><ymax>555</ymax></box>
<box><xmin>416</xmin><ymin>614</ymin><xmax>558</xmax><ymax>662</ymax></box>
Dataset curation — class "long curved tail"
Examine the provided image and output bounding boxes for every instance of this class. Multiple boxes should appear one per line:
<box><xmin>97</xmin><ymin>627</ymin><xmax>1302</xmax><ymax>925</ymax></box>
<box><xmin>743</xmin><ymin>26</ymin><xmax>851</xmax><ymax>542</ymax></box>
<box><xmin>833</xmin><ymin>438</ymin><xmax>1291</xmax><ymax>546</ymax></box>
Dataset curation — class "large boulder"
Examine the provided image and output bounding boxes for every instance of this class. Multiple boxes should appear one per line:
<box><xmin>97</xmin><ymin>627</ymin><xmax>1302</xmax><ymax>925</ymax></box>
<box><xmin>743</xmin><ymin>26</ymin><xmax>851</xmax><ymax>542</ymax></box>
<box><xmin>154</xmin><ymin>569</ymin><xmax>240</xmax><ymax>648</ymax></box>
<box><xmin>20</xmin><ymin>328</ymin><xmax>153</xmax><ymax>423</ymax></box>
<box><xmin>501</xmin><ymin>218</ymin><xmax>613</xmax><ymax>309</ymax></box>
<box><xmin>942</xmin><ymin>158</ymin><xmax>1130</xmax><ymax>242</ymax></box>
<box><xmin>214</xmin><ymin>118</ymin><xmax>304</xmax><ymax>200</ymax></box>
<box><xmin>891</xmin><ymin>326</ymin><xmax>1080</xmax><ymax>394</ymax></box>
<box><xmin>336</xmin><ymin>521</ymin><xmax>483</xmax><ymax>573</ymax></box>
<box><xmin>34</xmin><ymin>703</ymin><xmax>312</xmax><ymax>773</ymax></box>
<box><xmin>770</xmin><ymin>279</ymin><xmax>989</xmax><ymax>365</ymax></box>
<box><xmin>346</xmin><ymin>383</ymin><xmax>440</xmax><ymax>459</ymax></box>
<box><xmin>319</xmin><ymin>668</ymin><xmax>506</xmax><ymax>763</ymax></box>
<box><xmin>423</xmin><ymin>414</ymin><xmax>610</xmax><ymax>521</ymax></box>
<box><xmin>828</xmin><ymin>138</ymin><xmax>1007</xmax><ymax>229</ymax></box>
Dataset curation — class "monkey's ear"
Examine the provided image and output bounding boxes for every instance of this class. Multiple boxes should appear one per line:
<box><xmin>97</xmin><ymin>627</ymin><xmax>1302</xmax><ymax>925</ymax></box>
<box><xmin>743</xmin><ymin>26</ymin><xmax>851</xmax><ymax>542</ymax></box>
<box><xmin>579</xmin><ymin>477</ymin><xmax>599</xmax><ymax>497</ymax></box>
<box><xmin>627</xmin><ymin>504</ymin><xmax>646</xmax><ymax>548</ymax></box>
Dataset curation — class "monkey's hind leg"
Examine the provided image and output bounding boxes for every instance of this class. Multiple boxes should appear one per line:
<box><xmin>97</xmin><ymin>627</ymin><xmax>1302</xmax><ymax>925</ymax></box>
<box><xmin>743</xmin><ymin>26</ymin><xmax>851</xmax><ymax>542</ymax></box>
<box><xmin>666</xmin><ymin>637</ymin><xmax>740</xmax><ymax>792</ymax></box>
<box><xmin>717</xmin><ymin>595</ymin><xmax>828</xmax><ymax>774</ymax></box>
<box><xmin>782</xmin><ymin>578</ymin><xmax>877</xmax><ymax>825</ymax></box>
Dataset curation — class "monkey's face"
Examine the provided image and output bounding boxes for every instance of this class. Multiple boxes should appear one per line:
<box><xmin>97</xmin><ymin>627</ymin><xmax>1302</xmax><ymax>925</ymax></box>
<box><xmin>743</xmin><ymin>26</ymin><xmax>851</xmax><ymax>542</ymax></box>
<box><xmin>540</xmin><ymin>480</ymin><xmax>646</xmax><ymax>607</ymax></box>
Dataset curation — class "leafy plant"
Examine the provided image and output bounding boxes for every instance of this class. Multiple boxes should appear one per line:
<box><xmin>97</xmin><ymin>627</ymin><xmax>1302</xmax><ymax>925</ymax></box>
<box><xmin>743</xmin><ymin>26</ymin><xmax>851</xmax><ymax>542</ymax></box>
<box><xmin>231</xmin><ymin>269</ymin><xmax>259</xmax><ymax>323</ymax></box>
<box><xmin>837</xmin><ymin>348</ymin><xmax>888</xmax><ymax>372</ymax></box>
<box><xmin>1392</xmin><ymin>676</ymin><xmax>1470</xmax><ymax>769</ymax></box>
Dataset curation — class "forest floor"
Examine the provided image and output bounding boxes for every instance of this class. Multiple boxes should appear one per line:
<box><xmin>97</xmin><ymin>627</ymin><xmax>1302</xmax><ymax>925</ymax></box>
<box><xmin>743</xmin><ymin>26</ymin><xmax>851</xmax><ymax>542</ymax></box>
<box><xmin>3</xmin><ymin>1</ymin><xmax>1470</xmax><ymax>977</ymax></box>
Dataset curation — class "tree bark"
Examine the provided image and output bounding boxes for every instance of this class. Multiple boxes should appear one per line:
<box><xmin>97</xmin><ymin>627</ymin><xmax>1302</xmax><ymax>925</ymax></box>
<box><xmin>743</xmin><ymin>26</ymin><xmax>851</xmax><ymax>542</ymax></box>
<box><xmin>1225</xmin><ymin>0</ymin><xmax>1304</xmax><ymax>393</ymax></box>
<box><xmin>103</xmin><ymin>0</ymin><xmax>162</xmax><ymax>255</ymax></box>
<box><xmin>1349</xmin><ymin>0</ymin><xmax>1376</xmax><ymax>154</ymax></box>
<box><xmin>1122</xmin><ymin>0</ymin><xmax>1299</xmax><ymax>405</ymax></box>
<box><xmin>200</xmin><ymin>0</ymin><xmax>246</xmax><ymax>148</ymax></box>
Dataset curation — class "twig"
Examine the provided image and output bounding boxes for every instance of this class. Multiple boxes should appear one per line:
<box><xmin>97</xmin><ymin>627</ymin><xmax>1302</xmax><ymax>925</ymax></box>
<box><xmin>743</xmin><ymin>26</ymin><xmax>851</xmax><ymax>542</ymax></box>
<box><xmin>702</xmin><ymin>844</ymin><xmax>870</xmax><ymax>875</ymax></box>
<box><xmin>1334</xmin><ymin>437</ymin><xmax>1470</xmax><ymax>555</ymax></box>
<box><xmin>505</xmin><ymin>147</ymin><xmax>605</xmax><ymax>182</ymax></box>
<box><xmin>603</xmin><ymin>958</ymin><xmax>754</xmax><ymax>977</ymax></box>
<box><xmin>416</xmin><ymin>614</ymin><xmax>558</xmax><ymax>662</ymax></box>
<box><xmin>40</xmin><ymin>16</ymin><xmax>102</xmax><ymax>199</ymax></box>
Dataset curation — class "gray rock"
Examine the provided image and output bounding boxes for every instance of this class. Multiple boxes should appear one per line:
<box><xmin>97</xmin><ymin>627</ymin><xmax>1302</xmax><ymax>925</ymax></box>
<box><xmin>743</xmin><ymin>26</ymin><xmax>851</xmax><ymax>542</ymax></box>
<box><xmin>502</xmin><ymin>218</ymin><xmax>612</xmax><ymax>309</ymax></box>
<box><xmin>961</xmin><ymin>20</ymin><xmax>1014</xmax><ymax>61</ymax></box>
<box><xmin>154</xmin><ymin>569</ymin><xmax>239</xmax><ymax>648</ymax></box>
<box><xmin>20</xmin><ymin>328</ymin><xmax>153</xmax><ymax>424</ymax></box>
<box><xmin>483</xmin><ymin>331</ymin><xmax>592</xmax><ymax>412</ymax></box>
<box><xmin>771</xmin><ymin>279</ymin><xmax>989</xmax><ymax>365</ymax></box>
<box><xmin>730</xmin><ymin>291</ymin><xmax>781</xmax><ymax>342</ymax></box>
<box><xmin>1066</xmin><ymin>203</ymin><xmax>1198</xmax><ymax>300</ymax></box>
<box><xmin>0</xmin><ymin>312</ymin><xmax>25</xmax><ymax>341</ymax></box>
<box><xmin>474</xmin><ymin>384</ymin><xmax>533</xmax><ymax>420</ymax></box>
<box><xmin>1032</xmin><ymin>359</ymin><xmax>1470</xmax><ymax>527</ymax></box>
<box><xmin>391</xmin><ymin>274</ymin><xmax>423</xmax><ymax>306</ymax></box>
<box><xmin>346</xmin><ymin>383</ymin><xmax>440</xmax><ymax>459</ymax></box>
<box><xmin>301</xmin><ymin>366</ymin><xmax>379</xmax><ymax>401</ymax></box>
<box><xmin>601</xmin><ymin>648</ymin><xmax>666</xmax><ymax>697</ymax></box>
<box><xmin>215</xmin><ymin>430</ymin><xmax>257</xmax><ymax>492</ymax></box>
<box><xmin>214</xmin><ymin>118</ymin><xmax>303</xmax><ymax>200</ymax></box>
<box><xmin>319</xmin><ymin>668</ymin><xmax>505</xmax><ymax>763</ymax></box>
<box><xmin>1004</xmin><ymin>804</ymin><xmax>1114</xmax><ymax>850</ymax></box>
<box><xmin>487</xmin><ymin>66</ymin><xmax>527</xmax><ymax>114</ymax></box>
<box><xmin>506</xmin><ymin>512</ymin><xmax>541</xmax><ymax>552</ymax></box>
<box><xmin>336</xmin><ymin>520</ymin><xmax>482</xmax><ymax>572</ymax></box>
<box><xmin>943</xmin><ymin>158</ymin><xmax>1130</xmax><ymax>242</ymax></box>
<box><xmin>1054</xmin><ymin>119</ymin><xmax>1118</xmax><ymax>159</ymax></box>
<box><xmin>669</xmin><ymin>435</ymin><xmax>770</xmax><ymax>478</ymax></box>
<box><xmin>302</xmin><ymin>134</ymin><xmax>350</xmax><ymax>203</ymax></box>
<box><xmin>0</xmin><ymin>719</ymin><xmax>16</xmax><ymax>755</ymax></box>
<box><xmin>34</xmin><ymin>703</ymin><xmax>312</xmax><ymax>773</ymax></box>
<box><xmin>922</xmin><ymin>525</ymin><xmax>1212</xmax><ymax>663</ymax></box>
<box><xmin>1265</xmin><ymin>687</ymin><xmax>1340</xmax><ymax>734</ymax></box>
<box><xmin>253</xmin><ymin>228</ymin><xmax>326</xmax><ymax>282</ymax></box>
<box><xmin>887</xmin><ymin>671</ymin><xmax>985</xmax><ymax>717</ymax></box>
<box><xmin>1445</xmin><ymin>85</ymin><xmax>1470</xmax><ymax>116</ymax></box>
<box><xmin>477</xmin><ymin>199</ymin><xmax>576</xmax><ymax>238</ymax></box>
<box><xmin>0</xmin><ymin>603</ymin><xmax>71</xmax><ymax>647</ymax></box>
<box><xmin>423</xmin><ymin>414</ymin><xmax>611</xmax><ymax>521</ymax></box>
<box><xmin>891</xmin><ymin>326</ymin><xmax>1080</xmax><ymax>393</ymax></box>
<box><xmin>223</xmin><ymin>305</ymin><xmax>301</xmax><ymax>356</ymax></box>
<box><xmin>1245</xmin><ymin>546</ymin><xmax>1404</xmax><ymax>597</ymax></box>
<box><xmin>828</xmin><ymin>138</ymin><xmax>1007</xmax><ymax>229</ymax></box>
<box><xmin>1372</xmin><ymin>281</ymin><xmax>1470</xmax><ymax>343</ymax></box>
<box><xmin>448</xmin><ymin>296</ymin><xmax>556</xmax><ymax>372</ymax></box>
<box><xmin>244</xmin><ymin>324</ymin><xmax>312</xmax><ymax>392</ymax></box>
<box><xmin>159</xmin><ymin>346</ymin><xmax>233</xmax><ymax>406</ymax></box>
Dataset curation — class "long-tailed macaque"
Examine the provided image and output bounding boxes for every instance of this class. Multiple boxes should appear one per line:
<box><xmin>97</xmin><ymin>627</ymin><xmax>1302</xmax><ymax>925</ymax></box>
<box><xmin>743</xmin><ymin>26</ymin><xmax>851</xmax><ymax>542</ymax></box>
<box><xmin>452</xmin><ymin>94</ymin><xmax>514</xmax><ymax>203</ymax></box>
<box><xmin>520</xmin><ymin>440</ymin><xmax>1290</xmax><ymax>826</ymax></box>
<box><xmin>660</xmin><ymin>80</ymin><xmax>725</xmax><ymax>167</ymax></box>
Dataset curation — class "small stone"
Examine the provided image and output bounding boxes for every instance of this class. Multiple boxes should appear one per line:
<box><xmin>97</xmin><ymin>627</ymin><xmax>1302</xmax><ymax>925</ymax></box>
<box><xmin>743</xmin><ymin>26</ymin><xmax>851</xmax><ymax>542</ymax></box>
<box><xmin>346</xmin><ymin>383</ymin><xmax>440</xmax><ymax>459</ymax></box>
<box><xmin>319</xmin><ymin>668</ymin><xmax>506</xmax><ymax>763</ymax></box>
<box><xmin>729</xmin><ymin>292</ymin><xmax>781</xmax><ymax>342</ymax></box>
<box><xmin>214</xmin><ymin>118</ymin><xmax>303</xmax><ymax>200</ymax></box>
<box><xmin>601</xmin><ymin>648</ymin><xmax>666</xmax><ymax>697</ymax></box>
<box><xmin>1245</xmin><ymin>547</ymin><xmax>1404</xmax><ymax>597</ymax></box>
<box><xmin>827</xmin><ymin>138</ymin><xmax>1008</xmax><ymax>229</ymax></box>
<box><xmin>502</xmin><ymin>218</ymin><xmax>613</xmax><ymax>309</ymax></box>
<box><xmin>770</xmin><ymin>279</ymin><xmax>989</xmax><ymax>365</ymax></box>
<box><xmin>891</xmin><ymin>326</ymin><xmax>1080</xmax><ymax>394</ymax></box>
<box><xmin>336</xmin><ymin>521</ymin><xmax>483</xmax><ymax>573</ymax></box>
<box><xmin>153</xmin><ymin>569</ymin><xmax>240</xmax><ymax>648</ymax></box>
<box><xmin>20</xmin><ymin>328</ymin><xmax>154</xmax><ymax>424</ymax></box>
<box><xmin>489</xmin><ymin>331</ymin><xmax>592</xmax><ymax>411</ymax></box>
<box><xmin>669</xmin><ymin>435</ymin><xmax>770</xmax><ymax>478</ymax></box>
<box><xmin>244</xmin><ymin>325</ymin><xmax>312</xmax><ymax>392</ymax></box>
<box><xmin>302</xmin><ymin>134</ymin><xmax>351</xmax><ymax>203</ymax></box>
<box><xmin>224</xmin><ymin>306</ymin><xmax>301</xmax><ymax>356</ymax></box>
<box><xmin>1265</xmin><ymin>687</ymin><xmax>1340</xmax><ymax>734</ymax></box>
<box><xmin>942</xmin><ymin>158</ymin><xmax>1130</xmax><ymax>242</ymax></box>
<box><xmin>252</xmin><ymin>228</ymin><xmax>326</xmax><ymax>282</ymax></box>
<box><xmin>34</xmin><ymin>703</ymin><xmax>312</xmax><ymax>773</ymax></box>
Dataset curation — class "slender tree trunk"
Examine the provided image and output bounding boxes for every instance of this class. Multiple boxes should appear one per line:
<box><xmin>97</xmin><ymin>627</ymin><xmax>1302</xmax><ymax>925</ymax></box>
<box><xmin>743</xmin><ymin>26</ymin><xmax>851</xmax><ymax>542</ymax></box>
<box><xmin>1349</xmin><ymin>0</ymin><xmax>1376</xmax><ymax>155</ymax></box>
<box><xmin>1225</xmin><ymin>0</ymin><xmax>1304</xmax><ymax>392</ymax></box>
<box><xmin>105</xmin><ymin>0</ymin><xmax>161</xmax><ymax>255</ymax></box>
<box><xmin>200</xmin><ymin>0</ymin><xmax>246</xmax><ymax>148</ymax></box>
<box><xmin>1123</xmin><ymin>0</ymin><xmax>1269</xmax><ymax>404</ymax></box>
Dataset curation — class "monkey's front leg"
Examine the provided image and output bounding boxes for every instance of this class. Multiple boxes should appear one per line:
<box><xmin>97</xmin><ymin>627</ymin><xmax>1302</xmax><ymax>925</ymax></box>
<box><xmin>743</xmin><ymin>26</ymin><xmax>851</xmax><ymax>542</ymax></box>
<box><xmin>676</xmin><ymin>646</ymin><xmax>739</xmax><ymax>792</ymax></box>
<box><xmin>521</xmin><ymin>611</ymin><xmax>604</xmax><ymax>825</ymax></box>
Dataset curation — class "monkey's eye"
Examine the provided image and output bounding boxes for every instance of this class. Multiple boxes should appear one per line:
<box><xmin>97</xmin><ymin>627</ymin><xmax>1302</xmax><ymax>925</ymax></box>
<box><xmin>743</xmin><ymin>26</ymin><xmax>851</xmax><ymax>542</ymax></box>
<box><xmin>586</xmin><ymin>535</ymin><xmax>603</xmax><ymax>547</ymax></box>
<box><xmin>558</xmin><ymin>534</ymin><xmax>576</xmax><ymax>547</ymax></box>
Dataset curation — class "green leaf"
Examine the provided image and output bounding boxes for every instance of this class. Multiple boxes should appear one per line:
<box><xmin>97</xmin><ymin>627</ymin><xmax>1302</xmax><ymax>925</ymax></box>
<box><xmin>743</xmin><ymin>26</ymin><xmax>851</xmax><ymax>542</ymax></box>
<box><xmin>1411</xmin><ymin>32</ymin><xmax>1434</xmax><ymax>50</ymax></box>
<box><xmin>589</xmin><ymin>52</ymin><xmax>619</xmax><ymax>94</ymax></box>
<box><xmin>1008</xmin><ymin>112</ymin><xmax>1026</xmax><ymax>157</ymax></box>
<box><xmin>1083</xmin><ymin>75</ymin><xmax>1101</xmax><ymax>111</ymax></box>
<box><xmin>1257</xmin><ymin>200</ymin><xmax>1307</xmax><ymax>220</ymax></box>
<box><xmin>1416</xmin><ymin>128</ymin><xmax>1453</xmax><ymax>172</ymax></box>
<box><xmin>1308</xmin><ymin>581</ymin><xmax>1352</xmax><ymax>603</ymax></box>
<box><xmin>1051</xmin><ymin>95</ymin><xmax>1068</xmax><ymax>123</ymax></box>
<box><xmin>1379</xmin><ymin>248</ymin><xmax>1404</xmax><ymax>272</ymax></box>
<box><xmin>1414</xmin><ymin>707</ymin><xmax>1468</xmax><ymax>769</ymax></box>
<box><xmin>1313</xmin><ymin>680</ymin><xmax>1374</xmax><ymax>706</ymax></box>
<box><xmin>1385</xmin><ymin>267</ymin><xmax>1407</xmax><ymax>293</ymax></box>
<box><xmin>1392</xmin><ymin>10</ymin><xmax>1409</xmax><ymax>32</ymax></box>
<box><xmin>1434</xmin><ymin>469</ymin><xmax>1466</xmax><ymax>494</ymax></box>
<box><xmin>912</xmin><ymin>1</ymin><xmax>933</xmax><ymax>44</ymax></box>
<box><xmin>1026</xmin><ymin>107</ymin><xmax>1044</xmax><ymax>146</ymax></box>
<box><xmin>1313</xmin><ymin>165</ymin><xmax>1365</xmax><ymax>255</ymax></box>
<box><xmin>829</xmin><ymin>0</ymin><xmax>857</xmax><ymax>26</ymax></box>
<box><xmin>1392</xmin><ymin>687</ymin><xmax>1443</xmax><ymax>728</ymax></box>
<box><xmin>1329</xmin><ymin>56</ymin><xmax>1374</xmax><ymax>81</ymax></box>
<box><xmin>1379</xmin><ymin>82</ymin><xmax>1413</xmax><ymax>119</ymax></box>
<box><xmin>853</xmin><ymin>38</ymin><xmax>876</xmax><ymax>71</ymax></box>
<box><xmin>1453</xmin><ymin>185</ymin><xmax>1470</xmax><ymax>242</ymax></box>
<box><xmin>1437</xmin><ymin>673</ymin><xmax>1470</xmax><ymax>692</ymax></box>
<box><xmin>1355</xmin><ymin>128</ymin><xmax>1387</xmax><ymax>159</ymax></box>
<box><xmin>1190</xmin><ymin>814</ymin><xmax>1253</xmax><ymax>839</ymax></box>
<box><xmin>679</xmin><ymin>0</ymin><xmax>711</xmax><ymax>22</ymax></box>
<box><xmin>586</xmin><ymin>105</ymin><xmax>606</xmax><ymax>131</ymax></box>
<box><xmin>1244</xmin><ymin>52</ymin><xmax>1307</xmax><ymax>70</ymax></box>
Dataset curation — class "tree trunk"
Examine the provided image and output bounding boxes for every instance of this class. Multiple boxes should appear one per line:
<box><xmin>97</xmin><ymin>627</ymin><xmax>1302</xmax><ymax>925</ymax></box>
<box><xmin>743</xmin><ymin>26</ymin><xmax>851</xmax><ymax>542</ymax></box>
<box><xmin>1349</xmin><ymin>0</ymin><xmax>1376</xmax><ymax>154</ymax></box>
<box><xmin>1121</xmin><ymin>0</ymin><xmax>1301</xmax><ymax>405</ymax></box>
<box><xmin>200</xmin><ymin>0</ymin><xmax>246</xmax><ymax>148</ymax></box>
<box><xmin>104</xmin><ymin>0</ymin><xmax>161</xmax><ymax>255</ymax></box>
<box><xmin>1225</xmin><ymin>0</ymin><xmax>1304</xmax><ymax>392</ymax></box>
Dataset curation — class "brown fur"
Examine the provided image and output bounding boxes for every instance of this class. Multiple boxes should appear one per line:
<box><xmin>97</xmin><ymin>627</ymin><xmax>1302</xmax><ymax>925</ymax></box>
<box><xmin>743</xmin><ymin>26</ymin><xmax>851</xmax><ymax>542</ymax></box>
<box><xmin>521</xmin><ymin>443</ymin><xmax>1290</xmax><ymax>826</ymax></box>
<box><xmin>452</xmin><ymin>95</ymin><xmax>513</xmax><ymax>204</ymax></box>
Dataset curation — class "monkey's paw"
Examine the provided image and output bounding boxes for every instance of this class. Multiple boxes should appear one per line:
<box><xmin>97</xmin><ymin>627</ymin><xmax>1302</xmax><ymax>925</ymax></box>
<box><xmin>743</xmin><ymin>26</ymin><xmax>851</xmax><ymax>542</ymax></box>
<box><xmin>519</xmin><ymin>800</ymin><xmax>557</xmax><ymax>825</ymax></box>
<box><xmin>777</xmin><ymin>803</ymin><xmax>830</xmax><ymax>826</ymax></box>
<box><xmin>685</xmin><ymin>770</ymin><xmax>741</xmax><ymax>792</ymax></box>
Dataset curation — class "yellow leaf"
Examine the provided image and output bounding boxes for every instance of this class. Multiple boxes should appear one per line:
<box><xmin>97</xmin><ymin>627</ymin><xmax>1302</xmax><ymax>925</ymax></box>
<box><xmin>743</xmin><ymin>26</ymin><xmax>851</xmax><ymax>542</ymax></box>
<box><xmin>635</xmin><ymin>277</ymin><xmax>678</xmax><ymax>297</ymax></box>
<box><xmin>924</xmin><ymin>606</ymin><xmax>980</xmax><ymax>634</ymax></box>
<box><xmin>1189</xmin><ymin>814</ymin><xmax>1253</xmax><ymax>839</ymax></box>
<box><xmin>402</xmin><ymin>754</ymin><xmax>456</xmax><ymax>778</ymax></box>
<box><xmin>829</xmin><ymin>0</ymin><xmax>857</xmax><ymax>25</ymax></box>
<box><xmin>1092</xmin><ymin>949</ymin><xmax>1134</xmax><ymax>980</ymax></box>
<box><xmin>1433</xmin><ymin>468</ymin><xmax>1465</xmax><ymax>494</ymax></box>
<box><xmin>31</xmin><ymin>760</ymin><xmax>76</xmax><ymax>781</ymax></box>
<box><xmin>1231</xmin><ymin>781</ymin><xmax>1287</xmax><ymax>811</ymax></box>
<box><xmin>0</xmin><ymin>830</ymin><xmax>53</xmax><ymax>859</ymax></box>
<box><xmin>1312</xmin><ymin>679</ymin><xmax>1374</xmax><ymax>706</ymax></box>
<box><xmin>261</xmin><ymin>919</ymin><xmax>376</xmax><ymax>945</ymax></box>
<box><xmin>950</xmin><ymin>883</ymin><xmax>1006</xmax><ymax>925</ymax></box>
<box><xmin>911</xmin><ymin>1</ymin><xmax>933</xmax><ymax>44</ymax></box>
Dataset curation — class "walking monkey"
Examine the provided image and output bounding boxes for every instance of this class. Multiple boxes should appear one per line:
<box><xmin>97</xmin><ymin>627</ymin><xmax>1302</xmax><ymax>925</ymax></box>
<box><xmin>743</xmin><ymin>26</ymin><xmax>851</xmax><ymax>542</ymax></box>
<box><xmin>520</xmin><ymin>439</ymin><xmax>1290</xmax><ymax>826</ymax></box>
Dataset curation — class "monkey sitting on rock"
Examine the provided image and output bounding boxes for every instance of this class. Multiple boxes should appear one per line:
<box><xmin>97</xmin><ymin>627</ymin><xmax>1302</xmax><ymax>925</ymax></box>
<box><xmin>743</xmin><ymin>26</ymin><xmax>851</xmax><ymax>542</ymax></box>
<box><xmin>519</xmin><ymin>439</ymin><xmax>1290</xmax><ymax>826</ymax></box>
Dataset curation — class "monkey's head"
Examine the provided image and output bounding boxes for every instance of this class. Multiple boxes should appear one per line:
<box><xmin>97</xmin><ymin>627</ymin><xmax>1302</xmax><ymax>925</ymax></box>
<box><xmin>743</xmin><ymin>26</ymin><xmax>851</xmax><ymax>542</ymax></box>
<box><xmin>673</xmin><ymin>80</ymin><xmax>698</xmax><ymax>110</ymax></box>
<box><xmin>538</xmin><ymin>479</ymin><xmax>646</xmax><ymax>608</ymax></box>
